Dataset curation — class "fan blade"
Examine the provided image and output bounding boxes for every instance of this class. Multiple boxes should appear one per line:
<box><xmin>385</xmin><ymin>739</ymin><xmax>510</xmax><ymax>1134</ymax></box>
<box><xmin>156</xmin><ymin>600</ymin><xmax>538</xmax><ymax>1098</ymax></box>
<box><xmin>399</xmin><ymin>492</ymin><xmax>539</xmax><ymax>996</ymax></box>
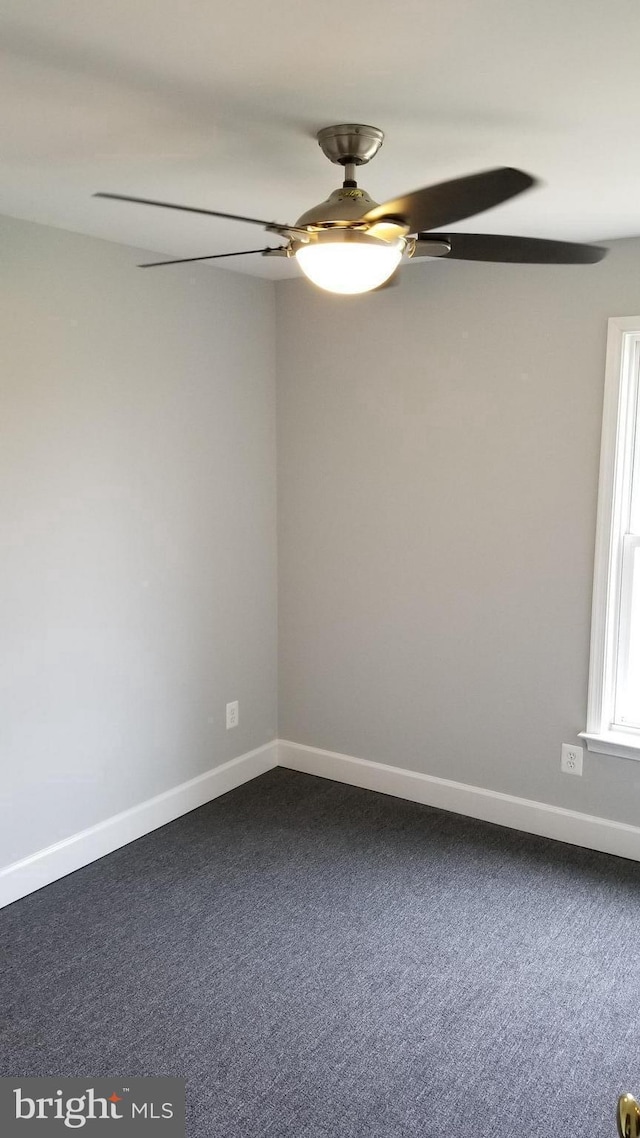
<box><xmin>95</xmin><ymin>192</ymin><xmax>296</xmax><ymax>235</ymax></box>
<box><xmin>414</xmin><ymin>232</ymin><xmax>607</xmax><ymax>264</ymax></box>
<box><xmin>364</xmin><ymin>167</ymin><xmax>535</xmax><ymax>233</ymax></box>
<box><xmin>138</xmin><ymin>247</ymin><xmax>283</xmax><ymax>268</ymax></box>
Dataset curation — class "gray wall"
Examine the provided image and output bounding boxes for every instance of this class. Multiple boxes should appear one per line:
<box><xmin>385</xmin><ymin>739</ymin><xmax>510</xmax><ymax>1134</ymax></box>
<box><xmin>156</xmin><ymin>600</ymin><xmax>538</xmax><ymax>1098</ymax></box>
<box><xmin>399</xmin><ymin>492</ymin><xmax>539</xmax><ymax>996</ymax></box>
<box><xmin>276</xmin><ymin>237</ymin><xmax>640</xmax><ymax>826</ymax></box>
<box><xmin>0</xmin><ymin>215</ymin><xmax>277</xmax><ymax>867</ymax></box>
<box><xmin>5</xmin><ymin>215</ymin><xmax>640</xmax><ymax>870</ymax></box>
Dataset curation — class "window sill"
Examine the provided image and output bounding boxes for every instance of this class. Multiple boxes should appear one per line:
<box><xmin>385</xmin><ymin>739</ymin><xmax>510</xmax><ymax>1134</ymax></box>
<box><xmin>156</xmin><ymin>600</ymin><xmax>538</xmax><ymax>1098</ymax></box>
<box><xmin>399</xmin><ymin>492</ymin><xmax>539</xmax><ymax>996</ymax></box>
<box><xmin>579</xmin><ymin>730</ymin><xmax>640</xmax><ymax>761</ymax></box>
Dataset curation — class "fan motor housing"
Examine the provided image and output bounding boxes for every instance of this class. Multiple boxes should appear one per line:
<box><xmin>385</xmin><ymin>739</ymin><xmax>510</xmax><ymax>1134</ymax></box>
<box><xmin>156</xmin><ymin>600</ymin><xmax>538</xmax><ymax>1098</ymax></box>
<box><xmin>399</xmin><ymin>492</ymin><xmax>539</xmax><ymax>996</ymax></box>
<box><xmin>295</xmin><ymin>185</ymin><xmax>379</xmax><ymax>227</ymax></box>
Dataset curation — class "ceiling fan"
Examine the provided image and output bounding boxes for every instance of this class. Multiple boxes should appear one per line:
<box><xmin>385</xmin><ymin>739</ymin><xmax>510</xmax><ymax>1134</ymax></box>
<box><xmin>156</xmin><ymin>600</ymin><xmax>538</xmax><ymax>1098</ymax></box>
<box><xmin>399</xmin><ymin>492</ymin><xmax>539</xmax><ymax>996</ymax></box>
<box><xmin>95</xmin><ymin>124</ymin><xmax>607</xmax><ymax>295</ymax></box>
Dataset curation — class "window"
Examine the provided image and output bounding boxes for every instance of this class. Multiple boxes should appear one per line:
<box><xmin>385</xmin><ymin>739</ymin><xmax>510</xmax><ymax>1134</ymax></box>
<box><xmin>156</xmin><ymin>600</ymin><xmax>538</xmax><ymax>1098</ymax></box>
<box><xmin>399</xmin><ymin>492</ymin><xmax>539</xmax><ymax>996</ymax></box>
<box><xmin>582</xmin><ymin>316</ymin><xmax>640</xmax><ymax>759</ymax></box>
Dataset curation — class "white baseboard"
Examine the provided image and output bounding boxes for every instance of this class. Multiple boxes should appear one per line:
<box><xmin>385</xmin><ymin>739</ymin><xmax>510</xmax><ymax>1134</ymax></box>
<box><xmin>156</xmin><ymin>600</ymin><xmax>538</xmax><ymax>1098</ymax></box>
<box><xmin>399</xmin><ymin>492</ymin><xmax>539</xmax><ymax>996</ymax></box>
<box><xmin>0</xmin><ymin>741</ymin><xmax>278</xmax><ymax>909</ymax></box>
<box><xmin>277</xmin><ymin>739</ymin><xmax>640</xmax><ymax>863</ymax></box>
<box><xmin>5</xmin><ymin>735</ymin><xmax>638</xmax><ymax>910</ymax></box>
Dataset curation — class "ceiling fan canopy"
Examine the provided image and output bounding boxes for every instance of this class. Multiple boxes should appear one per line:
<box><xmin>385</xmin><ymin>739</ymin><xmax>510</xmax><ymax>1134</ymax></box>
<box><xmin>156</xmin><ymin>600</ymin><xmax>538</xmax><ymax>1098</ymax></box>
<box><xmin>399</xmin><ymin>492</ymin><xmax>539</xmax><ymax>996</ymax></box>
<box><xmin>95</xmin><ymin>123</ymin><xmax>608</xmax><ymax>292</ymax></box>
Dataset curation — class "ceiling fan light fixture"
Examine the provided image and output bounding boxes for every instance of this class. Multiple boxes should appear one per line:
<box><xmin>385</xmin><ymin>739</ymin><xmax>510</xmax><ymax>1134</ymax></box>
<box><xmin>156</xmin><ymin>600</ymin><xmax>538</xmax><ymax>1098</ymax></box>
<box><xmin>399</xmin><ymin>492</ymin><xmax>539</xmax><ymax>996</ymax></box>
<box><xmin>98</xmin><ymin>128</ymin><xmax>607</xmax><ymax>277</ymax></box>
<box><xmin>294</xmin><ymin>230</ymin><xmax>404</xmax><ymax>295</ymax></box>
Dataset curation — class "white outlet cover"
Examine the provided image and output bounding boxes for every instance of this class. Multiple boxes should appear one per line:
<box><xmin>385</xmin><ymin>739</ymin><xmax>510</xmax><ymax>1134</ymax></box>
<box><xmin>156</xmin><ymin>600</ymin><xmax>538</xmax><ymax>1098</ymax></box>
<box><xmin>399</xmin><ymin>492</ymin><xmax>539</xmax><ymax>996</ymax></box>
<box><xmin>561</xmin><ymin>743</ymin><xmax>583</xmax><ymax>776</ymax></box>
<box><xmin>226</xmin><ymin>701</ymin><xmax>239</xmax><ymax>729</ymax></box>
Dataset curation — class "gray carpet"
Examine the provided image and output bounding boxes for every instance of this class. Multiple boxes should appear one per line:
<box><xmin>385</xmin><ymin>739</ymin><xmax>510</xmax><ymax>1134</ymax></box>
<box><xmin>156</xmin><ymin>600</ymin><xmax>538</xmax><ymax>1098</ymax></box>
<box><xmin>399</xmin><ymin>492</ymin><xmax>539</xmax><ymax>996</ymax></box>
<box><xmin>1</xmin><ymin>767</ymin><xmax>639</xmax><ymax>1137</ymax></box>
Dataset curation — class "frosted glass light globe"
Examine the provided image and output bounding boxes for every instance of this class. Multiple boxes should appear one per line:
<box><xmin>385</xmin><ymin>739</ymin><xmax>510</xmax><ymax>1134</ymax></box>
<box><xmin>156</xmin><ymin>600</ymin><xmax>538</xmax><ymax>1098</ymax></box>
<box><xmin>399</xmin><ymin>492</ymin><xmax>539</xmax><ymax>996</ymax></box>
<box><xmin>295</xmin><ymin>233</ymin><xmax>404</xmax><ymax>294</ymax></box>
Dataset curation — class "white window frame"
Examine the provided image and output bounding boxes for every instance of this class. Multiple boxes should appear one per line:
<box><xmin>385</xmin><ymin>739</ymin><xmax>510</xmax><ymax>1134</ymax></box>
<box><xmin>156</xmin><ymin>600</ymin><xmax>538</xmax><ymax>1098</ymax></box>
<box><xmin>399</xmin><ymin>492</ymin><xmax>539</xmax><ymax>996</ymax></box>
<box><xmin>581</xmin><ymin>315</ymin><xmax>640</xmax><ymax>760</ymax></box>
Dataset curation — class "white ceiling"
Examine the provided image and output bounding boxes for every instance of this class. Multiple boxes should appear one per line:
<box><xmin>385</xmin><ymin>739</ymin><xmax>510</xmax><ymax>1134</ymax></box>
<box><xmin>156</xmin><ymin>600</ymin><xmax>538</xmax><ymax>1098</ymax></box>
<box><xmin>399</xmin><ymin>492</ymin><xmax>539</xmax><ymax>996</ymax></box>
<box><xmin>2</xmin><ymin>0</ymin><xmax>640</xmax><ymax>279</ymax></box>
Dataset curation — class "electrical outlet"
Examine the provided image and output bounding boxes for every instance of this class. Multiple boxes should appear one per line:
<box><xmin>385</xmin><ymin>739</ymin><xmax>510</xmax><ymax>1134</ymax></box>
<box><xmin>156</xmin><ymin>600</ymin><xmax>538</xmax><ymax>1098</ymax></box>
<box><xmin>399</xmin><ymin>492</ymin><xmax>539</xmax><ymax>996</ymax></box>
<box><xmin>226</xmin><ymin>700</ymin><xmax>239</xmax><ymax>730</ymax></box>
<box><xmin>561</xmin><ymin>743</ymin><xmax>583</xmax><ymax>776</ymax></box>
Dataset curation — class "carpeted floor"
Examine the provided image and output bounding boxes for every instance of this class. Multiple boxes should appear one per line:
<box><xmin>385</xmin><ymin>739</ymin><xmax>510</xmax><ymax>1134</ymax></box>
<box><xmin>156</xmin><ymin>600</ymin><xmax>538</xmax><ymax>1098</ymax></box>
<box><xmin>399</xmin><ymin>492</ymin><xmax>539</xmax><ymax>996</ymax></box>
<box><xmin>1</xmin><ymin>767</ymin><xmax>639</xmax><ymax>1137</ymax></box>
